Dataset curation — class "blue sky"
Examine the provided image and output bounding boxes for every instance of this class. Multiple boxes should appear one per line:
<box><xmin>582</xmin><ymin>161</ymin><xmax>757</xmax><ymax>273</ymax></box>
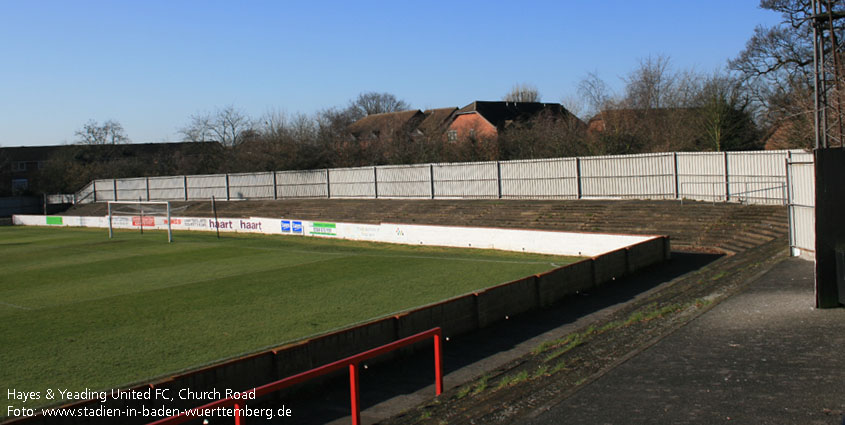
<box><xmin>0</xmin><ymin>1</ymin><xmax>783</xmax><ymax>146</ymax></box>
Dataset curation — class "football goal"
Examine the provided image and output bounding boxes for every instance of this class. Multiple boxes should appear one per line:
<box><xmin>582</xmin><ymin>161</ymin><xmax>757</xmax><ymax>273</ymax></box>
<box><xmin>107</xmin><ymin>200</ymin><xmax>173</xmax><ymax>243</ymax></box>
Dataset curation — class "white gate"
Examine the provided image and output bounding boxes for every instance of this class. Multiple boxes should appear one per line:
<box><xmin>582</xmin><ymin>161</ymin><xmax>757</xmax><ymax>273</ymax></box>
<box><xmin>786</xmin><ymin>156</ymin><xmax>815</xmax><ymax>257</ymax></box>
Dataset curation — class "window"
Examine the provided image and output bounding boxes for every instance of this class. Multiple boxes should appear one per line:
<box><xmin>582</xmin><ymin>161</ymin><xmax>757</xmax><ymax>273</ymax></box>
<box><xmin>11</xmin><ymin>179</ymin><xmax>28</xmax><ymax>193</ymax></box>
<box><xmin>12</xmin><ymin>161</ymin><xmax>26</xmax><ymax>172</ymax></box>
<box><xmin>447</xmin><ymin>130</ymin><xmax>457</xmax><ymax>142</ymax></box>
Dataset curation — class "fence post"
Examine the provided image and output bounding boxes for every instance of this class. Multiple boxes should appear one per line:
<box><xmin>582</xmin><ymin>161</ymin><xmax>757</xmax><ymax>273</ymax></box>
<box><xmin>434</xmin><ymin>333</ymin><xmax>443</xmax><ymax>395</ymax></box>
<box><xmin>224</xmin><ymin>174</ymin><xmax>230</xmax><ymax>201</ymax></box>
<box><xmin>272</xmin><ymin>171</ymin><xmax>278</xmax><ymax>200</ymax></box>
<box><xmin>183</xmin><ymin>176</ymin><xmax>188</xmax><ymax>201</ymax></box>
<box><xmin>723</xmin><ymin>152</ymin><xmax>730</xmax><ymax>202</ymax></box>
<box><xmin>575</xmin><ymin>157</ymin><xmax>583</xmax><ymax>199</ymax></box>
<box><xmin>93</xmin><ymin>180</ymin><xmax>97</xmax><ymax>203</ymax></box>
<box><xmin>785</xmin><ymin>158</ymin><xmax>794</xmax><ymax>250</ymax></box>
<box><xmin>233</xmin><ymin>402</ymin><xmax>242</xmax><ymax>425</ymax></box>
<box><xmin>496</xmin><ymin>161</ymin><xmax>503</xmax><ymax>199</ymax></box>
<box><xmin>429</xmin><ymin>164</ymin><xmax>435</xmax><ymax>199</ymax></box>
<box><xmin>145</xmin><ymin>177</ymin><xmax>150</xmax><ymax>201</ymax></box>
<box><xmin>349</xmin><ymin>363</ymin><xmax>361</xmax><ymax>425</ymax></box>
<box><xmin>326</xmin><ymin>169</ymin><xmax>331</xmax><ymax>199</ymax></box>
<box><xmin>113</xmin><ymin>179</ymin><xmax>118</xmax><ymax>201</ymax></box>
<box><xmin>373</xmin><ymin>166</ymin><xmax>378</xmax><ymax>199</ymax></box>
<box><xmin>673</xmin><ymin>152</ymin><xmax>680</xmax><ymax>199</ymax></box>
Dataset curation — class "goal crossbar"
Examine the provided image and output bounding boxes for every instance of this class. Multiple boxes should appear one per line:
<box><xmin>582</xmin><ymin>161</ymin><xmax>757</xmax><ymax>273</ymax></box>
<box><xmin>107</xmin><ymin>200</ymin><xmax>172</xmax><ymax>243</ymax></box>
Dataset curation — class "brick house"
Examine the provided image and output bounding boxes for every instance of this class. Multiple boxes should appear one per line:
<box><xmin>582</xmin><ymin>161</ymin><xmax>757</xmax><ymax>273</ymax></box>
<box><xmin>347</xmin><ymin>101</ymin><xmax>579</xmax><ymax>144</ymax></box>
<box><xmin>446</xmin><ymin>101</ymin><xmax>577</xmax><ymax>142</ymax></box>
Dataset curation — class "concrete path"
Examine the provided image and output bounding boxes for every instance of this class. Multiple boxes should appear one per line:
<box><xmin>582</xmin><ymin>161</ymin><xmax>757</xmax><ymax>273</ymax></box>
<box><xmin>525</xmin><ymin>258</ymin><xmax>845</xmax><ymax>425</ymax></box>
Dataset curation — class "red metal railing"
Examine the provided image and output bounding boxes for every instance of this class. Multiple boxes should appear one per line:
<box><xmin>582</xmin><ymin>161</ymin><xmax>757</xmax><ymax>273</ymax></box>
<box><xmin>148</xmin><ymin>327</ymin><xmax>443</xmax><ymax>425</ymax></box>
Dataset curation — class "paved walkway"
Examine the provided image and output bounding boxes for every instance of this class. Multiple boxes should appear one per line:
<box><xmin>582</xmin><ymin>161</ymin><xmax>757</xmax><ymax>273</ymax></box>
<box><xmin>525</xmin><ymin>258</ymin><xmax>845</xmax><ymax>425</ymax></box>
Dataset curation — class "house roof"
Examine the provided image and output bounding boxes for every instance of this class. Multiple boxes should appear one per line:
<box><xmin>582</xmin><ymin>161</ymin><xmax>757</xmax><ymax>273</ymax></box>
<box><xmin>347</xmin><ymin>110</ymin><xmax>426</xmax><ymax>138</ymax></box>
<box><xmin>418</xmin><ymin>107</ymin><xmax>458</xmax><ymax>133</ymax></box>
<box><xmin>457</xmin><ymin>101</ymin><xmax>574</xmax><ymax>128</ymax></box>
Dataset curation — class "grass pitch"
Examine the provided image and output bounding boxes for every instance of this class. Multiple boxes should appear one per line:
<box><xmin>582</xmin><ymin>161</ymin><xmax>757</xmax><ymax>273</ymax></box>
<box><xmin>0</xmin><ymin>226</ymin><xmax>579</xmax><ymax>410</ymax></box>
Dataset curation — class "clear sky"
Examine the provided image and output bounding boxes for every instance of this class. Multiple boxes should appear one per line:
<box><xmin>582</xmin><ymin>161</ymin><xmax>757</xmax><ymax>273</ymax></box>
<box><xmin>0</xmin><ymin>1</ymin><xmax>783</xmax><ymax>147</ymax></box>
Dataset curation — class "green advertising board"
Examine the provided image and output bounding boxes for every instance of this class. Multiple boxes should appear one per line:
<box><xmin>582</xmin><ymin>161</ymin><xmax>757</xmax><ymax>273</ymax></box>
<box><xmin>310</xmin><ymin>222</ymin><xmax>337</xmax><ymax>236</ymax></box>
<box><xmin>46</xmin><ymin>216</ymin><xmax>63</xmax><ymax>225</ymax></box>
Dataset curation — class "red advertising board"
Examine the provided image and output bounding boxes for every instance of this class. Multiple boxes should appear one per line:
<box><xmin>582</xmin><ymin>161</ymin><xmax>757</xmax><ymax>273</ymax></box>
<box><xmin>131</xmin><ymin>216</ymin><xmax>155</xmax><ymax>227</ymax></box>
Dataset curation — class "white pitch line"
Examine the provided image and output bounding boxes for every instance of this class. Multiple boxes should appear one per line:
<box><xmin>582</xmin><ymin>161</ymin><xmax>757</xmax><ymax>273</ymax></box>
<box><xmin>241</xmin><ymin>245</ymin><xmax>559</xmax><ymax>266</ymax></box>
<box><xmin>0</xmin><ymin>300</ymin><xmax>31</xmax><ymax>310</ymax></box>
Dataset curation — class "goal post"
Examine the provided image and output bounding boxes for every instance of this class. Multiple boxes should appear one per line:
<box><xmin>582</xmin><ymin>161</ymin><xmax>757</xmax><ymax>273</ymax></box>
<box><xmin>107</xmin><ymin>200</ymin><xmax>173</xmax><ymax>243</ymax></box>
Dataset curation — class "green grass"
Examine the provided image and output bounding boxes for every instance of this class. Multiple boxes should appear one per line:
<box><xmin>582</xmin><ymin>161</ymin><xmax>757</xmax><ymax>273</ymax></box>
<box><xmin>0</xmin><ymin>226</ymin><xmax>580</xmax><ymax>411</ymax></box>
<box><xmin>495</xmin><ymin>370</ymin><xmax>530</xmax><ymax>390</ymax></box>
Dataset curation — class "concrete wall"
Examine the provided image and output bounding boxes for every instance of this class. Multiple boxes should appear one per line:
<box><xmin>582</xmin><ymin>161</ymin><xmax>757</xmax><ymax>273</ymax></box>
<box><xmin>13</xmin><ymin>214</ymin><xmax>657</xmax><ymax>257</ymax></box>
<box><xmin>9</xmin><ymin>234</ymin><xmax>668</xmax><ymax>425</ymax></box>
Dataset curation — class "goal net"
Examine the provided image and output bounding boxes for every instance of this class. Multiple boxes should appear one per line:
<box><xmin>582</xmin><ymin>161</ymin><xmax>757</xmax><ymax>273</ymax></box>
<box><xmin>107</xmin><ymin>201</ymin><xmax>173</xmax><ymax>243</ymax></box>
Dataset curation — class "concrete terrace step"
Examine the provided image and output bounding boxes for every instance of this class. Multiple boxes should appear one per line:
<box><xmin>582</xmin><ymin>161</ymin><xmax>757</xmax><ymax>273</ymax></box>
<box><xmin>62</xmin><ymin>199</ymin><xmax>789</xmax><ymax>255</ymax></box>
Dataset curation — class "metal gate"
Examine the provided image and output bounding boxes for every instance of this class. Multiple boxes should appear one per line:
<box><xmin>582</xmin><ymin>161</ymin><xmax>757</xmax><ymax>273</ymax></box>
<box><xmin>786</xmin><ymin>159</ymin><xmax>815</xmax><ymax>257</ymax></box>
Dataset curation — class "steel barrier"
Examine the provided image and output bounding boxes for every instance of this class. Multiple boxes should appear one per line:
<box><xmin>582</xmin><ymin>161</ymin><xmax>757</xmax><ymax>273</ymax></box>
<box><xmin>148</xmin><ymin>327</ymin><xmax>443</xmax><ymax>425</ymax></box>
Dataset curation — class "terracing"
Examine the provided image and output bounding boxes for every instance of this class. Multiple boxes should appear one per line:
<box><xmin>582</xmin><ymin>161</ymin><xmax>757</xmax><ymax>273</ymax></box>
<box><xmin>66</xmin><ymin>199</ymin><xmax>788</xmax><ymax>255</ymax></box>
<box><xmin>54</xmin><ymin>199</ymin><xmax>797</xmax><ymax>424</ymax></box>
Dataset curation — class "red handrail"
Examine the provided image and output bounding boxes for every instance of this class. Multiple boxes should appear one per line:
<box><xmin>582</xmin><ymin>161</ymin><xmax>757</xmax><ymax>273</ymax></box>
<box><xmin>148</xmin><ymin>327</ymin><xmax>443</xmax><ymax>425</ymax></box>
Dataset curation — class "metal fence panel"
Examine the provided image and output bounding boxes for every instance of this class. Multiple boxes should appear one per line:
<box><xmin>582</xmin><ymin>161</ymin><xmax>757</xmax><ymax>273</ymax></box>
<box><xmin>330</xmin><ymin>167</ymin><xmax>376</xmax><ymax>198</ymax></box>
<box><xmin>187</xmin><ymin>174</ymin><xmax>227</xmax><ymax>200</ymax></box>
<box><xmin>500</xmin><ymin>158</ymin><xmax>578</xmax><ymax>199</ymax></box>
<box><xmin>148</xmin><ymin>176</ymin><xmax>185</xmax><ymax>200</ymax></box>
<box><xmin>677</xmin><ymin>152</ymin><xmax>726</xmax><ymax>202</ymax></box>
<box><xmin>433</xmin><ymin>161</ymin><xmax>498</xmax><ymax>198</ymax></box>
<box><xmin>229</xmin><ymin>172</ymin><xmax>274</xmax><ymax>199</ymax></box>
<box><xmin>47</xmin><ymin>194</ymin><xmax>75</xmax><ymax>204</ymax></box>
<box><xmin>580</xmin><ymin>153</ymin><xmax>674</xmax><ymax>199</ymax></box>
<box><xmin>790</xmin><ymin>150</ymin><xmax>814</xmax><ymax>162</ymax></box>
<box><xmin>276</xmin><ymin>170</ymin><xmax>328</xmax><ymax>198</ymax></box>
<box><xmin>376</xmin><ymin>164</ymin><xmax>431</xmax><ymax>198</ymax></box>
<box><xmin>727</xmin><ymin>150</ymin><xmax>789</xmax><ymax>205</ymax></box>
<box><xmin>115</xmin><ymin>177</ymin><xmax>147</xmax><ymax>201</ymax></box>
<box><xmin>78</xmin><ymin>150</ymin><xmax>810</xmax><ymax>207</ymax></box>
<box><xmin>75</xmin><ymin>181</ymin><xmax>95</xmax><ymax>204</ymax></box>
<box><xmin>94</xmin><ymin>179</ymin><xmax>116</xmax><ymax>201</ymax></box>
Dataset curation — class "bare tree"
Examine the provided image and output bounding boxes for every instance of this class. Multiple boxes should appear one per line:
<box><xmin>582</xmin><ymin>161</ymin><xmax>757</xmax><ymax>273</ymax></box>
<box><xmin>75</xmin><ymin>120</ymin><xmax>130</xmax><ymax>145</ymax></box>
<box><xmin>577</xmin><ymin>72</ymin><xmax>613</xmax><ymax>118</ymax></box>
<box><xmin>503</xmin><ymin>83</ymin><xmax>541</xmax><ymax>102</ymax></box>
<box><xmin>694</xmin><ymin>73</ymin><xmax>760</xmax><ymax>151</ymax></box>
<box><xmin>730</xmin><ymin>0</ymin><xmax>844</xmax><ymax>133</ymax></box>
<box><xmin>623</xmin><ymin>55</ymin><xmax>676</xmax><ymax>109</ymax></box>
<box><xmin>347</xmin><ymin>92</ymin><xmax>410</xmax><ymax>118</ymax></box>
<box><xmin>180</xmin><ymin>105</ymin><xmax>254</xmax><ymax>147</ymax></box>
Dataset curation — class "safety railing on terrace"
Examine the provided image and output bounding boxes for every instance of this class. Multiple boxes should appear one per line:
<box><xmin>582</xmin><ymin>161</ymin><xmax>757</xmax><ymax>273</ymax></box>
<box><xmin>148</xmin><ymin>327</ymin><xmax>443</xmax><ymax>425</ymax></box>
<box><xmin>76</xmin><ymin>149</ymin><xmax>809</xmax><ymax>206</ymax></box>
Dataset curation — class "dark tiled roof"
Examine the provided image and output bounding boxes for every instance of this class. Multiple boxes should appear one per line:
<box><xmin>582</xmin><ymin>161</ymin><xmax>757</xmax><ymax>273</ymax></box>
<box><xmin>347</xmin><ymin>110</ymin><xmax>426</xmax><ymax>138</ymax></box>
<box><xmin>419</xmin><ymin>107</ymin><xmax>458</xmax><ymax>133</ymax></box>
<box><xmin>457</xmin><ymin>101</ymin><xmax>574</xmax><ymax>128</ymax></box>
